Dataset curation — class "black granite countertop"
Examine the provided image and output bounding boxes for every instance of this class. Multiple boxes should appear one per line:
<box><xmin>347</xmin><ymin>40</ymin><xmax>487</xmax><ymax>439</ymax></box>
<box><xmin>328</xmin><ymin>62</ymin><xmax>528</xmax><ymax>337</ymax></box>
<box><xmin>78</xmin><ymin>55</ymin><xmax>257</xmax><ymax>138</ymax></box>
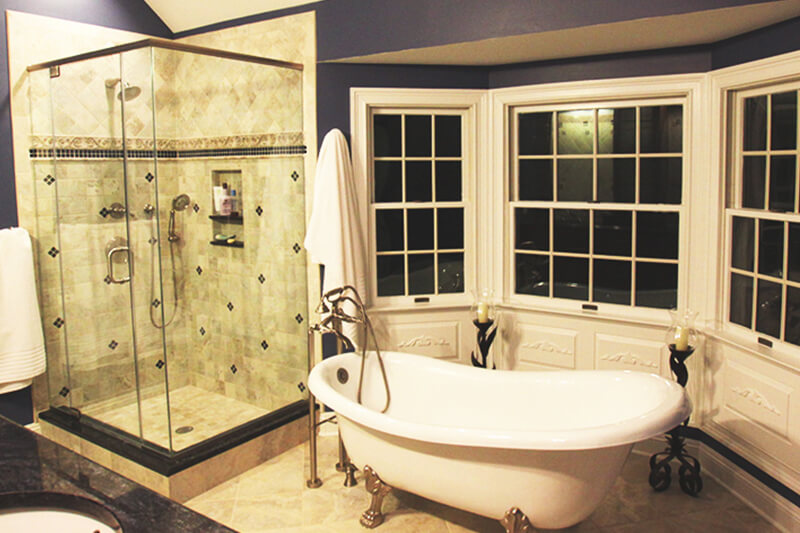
<box><xmin>0</xmin><ymin>416</ymin><xmax>236</xmax><ymax>532</ymax></box>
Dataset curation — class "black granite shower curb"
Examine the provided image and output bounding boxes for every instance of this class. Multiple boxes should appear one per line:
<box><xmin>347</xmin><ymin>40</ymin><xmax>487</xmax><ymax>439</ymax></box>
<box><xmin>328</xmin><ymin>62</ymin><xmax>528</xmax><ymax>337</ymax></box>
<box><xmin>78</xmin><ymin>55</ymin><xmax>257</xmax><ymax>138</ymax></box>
<box><xmin>39</xmin><ymin>399</ymin><xmax>307</xmax><ymax>476</ymax></box>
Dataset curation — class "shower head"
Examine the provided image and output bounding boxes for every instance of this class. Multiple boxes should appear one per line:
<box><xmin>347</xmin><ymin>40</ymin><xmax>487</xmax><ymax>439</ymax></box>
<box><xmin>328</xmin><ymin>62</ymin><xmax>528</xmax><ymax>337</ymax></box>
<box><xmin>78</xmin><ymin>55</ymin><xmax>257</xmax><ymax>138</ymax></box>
<box><xmin>118</xmin><ymin>83</ymin><xmax>141</xmax><ymax>102</ymax></box>
<box><xmin>172</xmin><ymin>194</ymin><xmax>191</xmax><ymax>212</ymax></box>
<box><xmin>105</xmin><ymin>78</ymin><xmax>141</xmax><ymax>101</ymax></box>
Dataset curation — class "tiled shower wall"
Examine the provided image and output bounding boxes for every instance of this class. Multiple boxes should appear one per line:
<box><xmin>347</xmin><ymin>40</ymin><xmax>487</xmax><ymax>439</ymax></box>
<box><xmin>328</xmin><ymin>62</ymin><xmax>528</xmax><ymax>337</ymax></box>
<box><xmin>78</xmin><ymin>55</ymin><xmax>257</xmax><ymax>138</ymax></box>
<box><xmin>9</xmin><ymin>10</ymin><xmax>316</xmax><ymax>438</ymax></box>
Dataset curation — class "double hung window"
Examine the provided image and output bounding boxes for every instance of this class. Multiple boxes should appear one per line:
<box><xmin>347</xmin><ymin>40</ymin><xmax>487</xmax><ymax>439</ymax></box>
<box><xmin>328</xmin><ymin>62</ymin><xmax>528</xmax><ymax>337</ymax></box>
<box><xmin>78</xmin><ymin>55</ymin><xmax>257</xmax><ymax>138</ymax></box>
<box><xmin>370</xmin><ymin>110</ymin><xmax>468</xmax><ymax>300</ymax></box>
<box><xmin>727</xmin><ymin>84</ymin><xmax>800</xmax><ymax>347</ymax></box>
<box><xmin>510</xmin><ymin>100</ymin><xmax>685</xmax><ymax>309</ymax></box>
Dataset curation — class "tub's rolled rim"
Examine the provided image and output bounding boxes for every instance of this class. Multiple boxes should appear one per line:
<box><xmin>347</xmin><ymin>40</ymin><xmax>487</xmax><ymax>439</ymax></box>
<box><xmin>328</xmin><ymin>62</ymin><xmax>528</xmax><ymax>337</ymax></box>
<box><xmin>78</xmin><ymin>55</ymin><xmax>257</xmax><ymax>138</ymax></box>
<box><xmin>308</xmin><ymin>351</ymin><xmax>692</xmax><ymax>451</ymax></box>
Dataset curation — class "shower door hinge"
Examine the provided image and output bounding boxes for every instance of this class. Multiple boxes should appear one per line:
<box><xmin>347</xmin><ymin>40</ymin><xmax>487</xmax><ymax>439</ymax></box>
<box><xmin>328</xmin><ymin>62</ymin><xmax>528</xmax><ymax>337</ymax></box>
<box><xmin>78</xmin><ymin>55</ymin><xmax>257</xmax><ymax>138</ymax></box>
<box><xmin>49</xmin><ymin>65</ymin><xmax>60</xmax><ymax>78</ymax></box>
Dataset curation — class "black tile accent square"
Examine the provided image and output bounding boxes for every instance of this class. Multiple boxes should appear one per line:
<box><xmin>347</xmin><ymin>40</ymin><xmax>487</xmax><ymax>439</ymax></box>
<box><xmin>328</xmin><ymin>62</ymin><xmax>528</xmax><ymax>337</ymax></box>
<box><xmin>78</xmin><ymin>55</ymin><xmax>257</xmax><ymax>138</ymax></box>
<box><xmin>199</xmin><ymin>326</ymin><xmax>206</xmax><ymax>336</ymax></box>
<box><xmin>148</xmin><ymin>237</ymin><xmax>157</xmax><ymax>245</ymax></box>
<box><xmin>58</xmin><ymin>386</ymin><xmax>70</xmax><ymax>397</ymax></box>
<box><xmin>261</xmin><ymin>340</ymin><xmax>269</xmax><ymax>350</ymax></box>
<box><xmin>295</xmin><ymin>313</ymin><xmax>303</xmax><ymax>324</ymax></box>
<box><xmin>196</xmin><ymin>266</ymin><xmax>203</xmax><ymax>275</ymax></box>
<box><xmin>227</xmin><ymin>302</ymin><xmax>234</xmax><ymax>311</ymax></box>
<box><xmin>155</xmin><ymin>360</ymin><xmax>165</xmax><ymax>369</ymax></box>
<box><xmin>108</xmin><ymin>340</ymin><xmax>118</xmax><ymax>350</ymax></box>
<box><xmin>297</xmin><ymin>382</ymin><xmax>306</xmax><ymax>392</ymax></box>
<box><xmin>99</xmin><ymin>208</ymin><xmax>109</xmax><ymax>218</ymax></box>
<box><xmin>193</xmin><ymin>203</ymin><xmax>200</xmax><ymax>213</ymax></box>
<box><xmin>48</xmin><ymin>247</ymin><xmax>59</xmax><ymax>257</ymax></box>
<box><xmin>145</xmin><ymin>172</ymin><xmax>154</xmax><ymax>182</ymax></box>
<box><xmin>258</xmin><ymin>274</ymin><xmax>265</xmax><ymax>284</ymax></box>
<box><xmin>256</xmin><ymin>205</ymin><xmax>263</xmax><ymax>216</ymax></box>
<box><xmin>104</xmin><ymin>275</ymin><xmax>112</xmax><ymax>285</ymax></box>
<box><xmin>293</xmin><ymin>243</ymin><xmax>301</xmax><ymax>254</ymax></box>
<box><xmin>152</xmin><ymin>298</ymin><xmax>161</xmax><ymax>308</ymax></box>
<box><xmin>53</xmin><ymin>317</ymin><xmax>64</xmax><ymax>328</ymax></box>
<box><xmin>291</xmin><ymin>171</ymin><xmax>299</xmax><ymax>182</ymax></box>
<box><xmin>43</xmin><ymin>174</ymin><xmax>55</xmax><ymax>185</ymax></box>
<box><xmin>230</xmin><ymin>364</ymin><xmax>238</xmax><ymax>374</ymax></box>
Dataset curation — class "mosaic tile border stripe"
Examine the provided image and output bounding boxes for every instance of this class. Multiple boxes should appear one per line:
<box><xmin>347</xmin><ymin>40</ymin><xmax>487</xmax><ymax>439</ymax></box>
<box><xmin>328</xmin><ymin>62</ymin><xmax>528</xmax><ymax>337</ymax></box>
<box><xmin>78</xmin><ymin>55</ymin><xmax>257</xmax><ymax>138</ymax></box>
<box><xmin>29</xmin><ymin>145</ymin><xmax>307</xmax><ymax>159</ymax></box>
<box><xmin>28</xmin><ymin>132</ymin><xmax>305</xmax><ymax>151</ymax></box>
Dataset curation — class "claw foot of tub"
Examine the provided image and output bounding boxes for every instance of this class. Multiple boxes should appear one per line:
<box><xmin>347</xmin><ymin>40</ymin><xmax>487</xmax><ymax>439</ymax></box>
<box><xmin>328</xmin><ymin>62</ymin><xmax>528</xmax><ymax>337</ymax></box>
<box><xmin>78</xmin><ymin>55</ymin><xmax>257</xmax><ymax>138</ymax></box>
<box><xmin>360</xmin><ymin>465</ymin><xmax>392</xmax><ymax>528</ymax></box>
<box><xmin>500</xmin><ymin>507</ymin><xmax>533</xmax><ymax>533</ymax></box>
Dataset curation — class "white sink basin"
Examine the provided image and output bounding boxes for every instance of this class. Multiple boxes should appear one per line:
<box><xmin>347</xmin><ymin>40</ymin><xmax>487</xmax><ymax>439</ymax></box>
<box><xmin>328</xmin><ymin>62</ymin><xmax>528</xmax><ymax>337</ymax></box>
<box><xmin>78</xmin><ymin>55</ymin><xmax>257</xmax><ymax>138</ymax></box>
<box><xmin>0</xmin><ymin>508</ymin><xmax>117</xmax><ymax>532</ymax></box>
<box><xmin>0</xmin><ymin>492</ymin><xmax>121</xmax><ymax>532</ymax></box>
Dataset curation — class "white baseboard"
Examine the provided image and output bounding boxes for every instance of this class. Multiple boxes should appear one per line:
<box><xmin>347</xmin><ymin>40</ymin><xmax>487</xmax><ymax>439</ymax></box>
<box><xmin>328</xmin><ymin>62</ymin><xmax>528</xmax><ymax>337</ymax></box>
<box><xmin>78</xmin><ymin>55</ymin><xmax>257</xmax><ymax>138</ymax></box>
<box><xmin>699</xmin><ymin>444</ymin><xmax>800</xmax><ymax>533</ymax></box>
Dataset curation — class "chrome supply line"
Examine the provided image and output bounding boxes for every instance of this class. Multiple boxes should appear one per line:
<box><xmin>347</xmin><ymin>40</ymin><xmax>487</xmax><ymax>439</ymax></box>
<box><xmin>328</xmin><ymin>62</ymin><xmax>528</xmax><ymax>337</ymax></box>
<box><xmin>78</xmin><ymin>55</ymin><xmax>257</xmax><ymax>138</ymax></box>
<box><xmin>306</xmin><ymin>285</ymin><xmax>391</xmax><ymax>489</ymax></box>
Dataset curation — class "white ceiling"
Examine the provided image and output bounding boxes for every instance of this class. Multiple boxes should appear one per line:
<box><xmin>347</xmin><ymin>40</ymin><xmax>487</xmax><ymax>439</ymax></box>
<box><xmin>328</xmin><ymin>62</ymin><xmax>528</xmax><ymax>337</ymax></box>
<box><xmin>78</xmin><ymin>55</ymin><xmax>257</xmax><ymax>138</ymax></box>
<box><xmin>332</xmin><ymin>1</ymin><xmax>800</xmax><ymax>65</ymax></box>
<box><xmin>142</xmin><ymin>0</ymin><xmax>320</xmax><ymax>33</ymax></box>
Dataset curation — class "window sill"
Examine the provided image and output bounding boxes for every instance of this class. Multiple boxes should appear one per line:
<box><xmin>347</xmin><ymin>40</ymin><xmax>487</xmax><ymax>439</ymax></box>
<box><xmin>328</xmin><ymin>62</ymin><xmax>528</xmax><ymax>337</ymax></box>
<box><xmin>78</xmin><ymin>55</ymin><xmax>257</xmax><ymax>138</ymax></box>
<box><xmin>701</xmin><ymin>327</ymin><xmax>800</xmax><ymax>372</ymax></box>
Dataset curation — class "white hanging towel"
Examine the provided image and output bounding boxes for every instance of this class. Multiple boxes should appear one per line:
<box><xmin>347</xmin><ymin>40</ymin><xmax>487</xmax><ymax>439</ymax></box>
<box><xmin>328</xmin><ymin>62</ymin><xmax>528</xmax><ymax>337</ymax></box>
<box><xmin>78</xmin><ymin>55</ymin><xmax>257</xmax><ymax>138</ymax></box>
<box><xmin>0</xmin><ymin>227</ymin><xmax>46</xmax><ymax>394</ymax></box>
<box><xmin>304</xmin><ymin>129</ymin><xmax>367</xmax><ymax>347</ymax></box>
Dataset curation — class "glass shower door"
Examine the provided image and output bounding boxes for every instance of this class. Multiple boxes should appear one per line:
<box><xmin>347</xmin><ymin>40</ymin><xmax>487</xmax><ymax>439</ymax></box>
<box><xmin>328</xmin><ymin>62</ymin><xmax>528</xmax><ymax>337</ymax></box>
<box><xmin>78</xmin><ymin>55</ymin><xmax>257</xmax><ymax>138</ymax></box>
<box><xmin>43</xmin><ymin>50</ymin><xmax>171</xmax><ymax>450</ymax></box>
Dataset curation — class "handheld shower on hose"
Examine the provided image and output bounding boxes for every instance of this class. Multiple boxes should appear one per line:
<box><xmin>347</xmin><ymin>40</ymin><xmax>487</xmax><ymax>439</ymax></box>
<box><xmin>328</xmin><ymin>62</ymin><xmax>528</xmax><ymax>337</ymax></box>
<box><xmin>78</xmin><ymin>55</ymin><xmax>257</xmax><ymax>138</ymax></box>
<box><xmin>168</xmin><ymin>193</ymin><xmax>191</xmax><ymax>242</ymax></box>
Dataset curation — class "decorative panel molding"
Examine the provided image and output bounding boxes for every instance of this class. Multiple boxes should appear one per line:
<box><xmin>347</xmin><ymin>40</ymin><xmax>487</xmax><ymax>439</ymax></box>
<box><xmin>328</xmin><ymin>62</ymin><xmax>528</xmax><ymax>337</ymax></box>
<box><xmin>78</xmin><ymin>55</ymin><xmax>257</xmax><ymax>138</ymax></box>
<box><xmin>517</xmin><ymin>324</ymin><xmax>576</xmax><ymax>369</ymax></box>
<box><xmin>724</xmin><ymin>362</ymin><xmax>791</xmax><ymax>440</ymax></box>
<box><xmin>389</xmin><ymin>322</ymin><xmax>460</xmax><ymax>360</ymax></box>
<box><xmin>595</xmin><ymin>334</ymin><xmax>663</xmax><ymax>374</ymax></box>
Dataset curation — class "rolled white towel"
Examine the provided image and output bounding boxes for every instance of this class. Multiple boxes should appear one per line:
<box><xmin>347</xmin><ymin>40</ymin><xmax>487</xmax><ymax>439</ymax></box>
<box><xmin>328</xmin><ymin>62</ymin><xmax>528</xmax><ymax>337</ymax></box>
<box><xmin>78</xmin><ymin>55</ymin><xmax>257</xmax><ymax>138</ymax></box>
<box><xmin>0</xmin><ymin>228</ymin><xmax>45</xmax><ymax>393</ymax></box>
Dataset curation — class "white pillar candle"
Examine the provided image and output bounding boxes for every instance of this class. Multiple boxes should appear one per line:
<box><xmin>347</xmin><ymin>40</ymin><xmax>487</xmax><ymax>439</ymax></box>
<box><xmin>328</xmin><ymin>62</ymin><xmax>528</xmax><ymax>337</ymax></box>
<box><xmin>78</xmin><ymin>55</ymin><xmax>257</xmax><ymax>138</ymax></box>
<box><xmin>476</xmin><ymin>302</ymin><xmax>489</xmax><ymax>323</ymax></box>
<box><xmin>674</xmin><ymin>326</ymin><xmax>689</xmax><ymax>351</ymax></box>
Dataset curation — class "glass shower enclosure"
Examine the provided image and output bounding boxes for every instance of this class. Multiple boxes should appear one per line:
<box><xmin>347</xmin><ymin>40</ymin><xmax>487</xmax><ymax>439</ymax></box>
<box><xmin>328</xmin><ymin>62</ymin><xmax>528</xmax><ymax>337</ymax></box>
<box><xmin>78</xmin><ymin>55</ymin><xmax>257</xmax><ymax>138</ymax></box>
<box><xmin>28</xmin><ymin>39</ymin><xmax>309</xmax><ymax>470</ymax></box>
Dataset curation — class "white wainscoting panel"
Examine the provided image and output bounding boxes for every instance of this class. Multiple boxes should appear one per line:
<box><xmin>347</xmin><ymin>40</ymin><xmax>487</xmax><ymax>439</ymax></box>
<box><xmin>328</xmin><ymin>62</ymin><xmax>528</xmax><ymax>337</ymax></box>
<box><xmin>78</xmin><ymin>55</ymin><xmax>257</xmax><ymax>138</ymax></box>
<box><xmin>595</xmin><ymin>334</ymin><xmax>665</xmax><ymax>375</ymax></box>
<box><xmin>388</xmin><ymin>322</ymin><xmax>460</xmax><ymax>360</ymax></box>
<box><xmin>516</xmin><ymin>324</ymin><xmax>577</xmax><ymax>370</ymax></box>
<box><xmin>724</xmin><ymin>362</ymin><xmax>791</xmax><ymax>440</ymax></box>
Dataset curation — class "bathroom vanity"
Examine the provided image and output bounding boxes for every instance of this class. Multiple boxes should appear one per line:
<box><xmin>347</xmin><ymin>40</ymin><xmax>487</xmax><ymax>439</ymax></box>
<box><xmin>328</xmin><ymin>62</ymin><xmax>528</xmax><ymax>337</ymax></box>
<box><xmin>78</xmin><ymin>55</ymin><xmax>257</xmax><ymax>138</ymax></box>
<box><xmin>0</xmin><ymin>416</ymin><xmax>233</xmax><ymax>532</ymax></box>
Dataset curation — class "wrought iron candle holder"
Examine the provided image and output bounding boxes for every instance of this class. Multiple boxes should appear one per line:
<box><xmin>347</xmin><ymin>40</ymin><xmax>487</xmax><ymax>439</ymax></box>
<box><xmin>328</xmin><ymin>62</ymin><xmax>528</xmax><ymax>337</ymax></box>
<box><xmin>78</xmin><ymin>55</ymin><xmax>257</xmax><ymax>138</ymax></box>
<box><xmin>470</xmin><ymin>290</ymin><xmax>497</xmax><ymax>369</ymax></box>
<box><xmin>471</xmin><ymin>318</ymin><xmax>497</xmax><ymax>369</ymax></box>
<box><xmin>648</xmin><ymin>343</ymin><xmax>702</xmax><ymax>496</ymax></box>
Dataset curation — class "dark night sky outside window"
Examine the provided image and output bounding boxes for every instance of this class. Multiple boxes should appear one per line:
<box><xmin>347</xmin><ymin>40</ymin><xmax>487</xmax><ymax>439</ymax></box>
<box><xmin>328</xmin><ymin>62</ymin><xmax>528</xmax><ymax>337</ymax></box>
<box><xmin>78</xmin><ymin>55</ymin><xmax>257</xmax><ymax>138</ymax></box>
<box><xmin>512</xmin><ymin>103</ymin><xmax>683</xmax><ymax>309</ymax></box>
<box><xmin>729</xmin><ymin>88</ymin><xmax>800</xmax><ymax>348</ymax></box>
<box><xmin>372</xmin><ymin>111</ymin><xmax>465</xmax><ymax>297</ymax></box>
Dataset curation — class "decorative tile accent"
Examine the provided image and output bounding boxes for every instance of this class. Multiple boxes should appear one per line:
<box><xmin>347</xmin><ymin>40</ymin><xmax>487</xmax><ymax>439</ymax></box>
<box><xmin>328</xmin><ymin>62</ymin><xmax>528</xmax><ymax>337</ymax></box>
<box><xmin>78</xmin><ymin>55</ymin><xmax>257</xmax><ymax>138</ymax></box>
<box><xmin>103</xmin><ymin>275</ymin><xmax>112</xmax><ymax>285</ymax></box>
<box><xmin>108</xmin><ymin>340</ymin><xmax>118</xmax><ymax>350</ymax></box>
<box><xmin>292</xmin><ymin>243</ymin><xmax>301</xmax><ymax>254</ymax></box>
<box><xmin>52</xmin><ymin>317</ymin><xmax>64</xmax><ymax>328</ymax></box>
<box><xmin>148</xmin><ymin>237</ymin><xmax>157</xmax><ymax>245</ymax></box>
<box><xmin>196</xmin><ymin>266</ymin><xmax>203</xmax><ymax>275</ymax></box>
<box><xmin>199</xmin><ymin>327</ymin><xmax>206</xmax><ymax>336</ymax></box>
<box><xmin>290</xmin><ymin>170</ymin><xmax>299</xmax><ymax>182</ymax></box>
<box><xmin>192</xmin><ymin>203</ymin><xmax>200</xmax><ymax>213</ymax></box>
<box><xmin>43</xmin><ymin>174</ymin><xmax>55</xmax><ymax>185</ymax></box>
<box><xmin>230</xmin><ymin>364</ymin><xmax>238</xmax><ymax>374</ymax></box>
<box><xmin>29</xmin><ymin>132</ymin><xmax>305</xmax><ymax>152</ymax></box>
<box><xmin>257</xmin><ymin>274</ymin><xmax>265</xmax><ymax>284</ymax></box>
<box><xmin>227</xmin><ymin>302</ymin><xmax>234</xmax><ymax>312</ymax></box>
<box><xmin>255</xmin><ymin>206</ymin><xmax>263</xmax><ymax>216</ymax></box>
<box><xmin>145</xmin><ymin>172</ymin><xmax>154</xmax><ymax>183</ymax></box>
<box><xmin>294</xmin><ymin>313</ymin><xmax>303</xmax><ymax>324</ymax></box>
<box><xmin>99</xmin><ymin>207</ymin><xmax>109</xmax><ymax>218</ymax></box>
<box><xmin>261</xmin><ymin>340</ymin><xmax>269</xmax><ymax>350</ymax></box>
<box><xmin>48</xmin><ymin>247</ymin><xmax>59</xmax><ymax>257</ymax></box>
<box><xmin>152</xmin><ymin>299</ymin><xmax>161</xmax><ymax>308</ymax></box>
<box><xmin>58</xmin><ymin>386</ymin><xmax>70</xmax><ymax>398</ymax></box>
<box><xmin>155</xmin><ymin>360</ymin><xmax>165</xmax><ymax>369</ymax></box>
<box><xmin>297</xmin><ymin>382</ymin><xmax>306</xmax><ymax>392</ymax></box>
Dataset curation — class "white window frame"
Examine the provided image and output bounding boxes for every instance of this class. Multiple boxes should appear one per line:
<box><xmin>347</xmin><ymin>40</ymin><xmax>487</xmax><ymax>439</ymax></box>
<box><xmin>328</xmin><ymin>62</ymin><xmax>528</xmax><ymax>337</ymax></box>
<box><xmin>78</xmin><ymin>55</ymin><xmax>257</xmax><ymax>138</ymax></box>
<box><xmin>351</xmin><ymin>88</ymin><xmax>487</xmax><ymax>311</ymax></box>
<box><xmin>717</xmin><ymin>71</ymin><xmax>800</xmax><ymax>357</ymax></box>
<box><xmin>491</xmin><ymin>75</ymin><xmax>707</xmax><ymax>326</ymax></box>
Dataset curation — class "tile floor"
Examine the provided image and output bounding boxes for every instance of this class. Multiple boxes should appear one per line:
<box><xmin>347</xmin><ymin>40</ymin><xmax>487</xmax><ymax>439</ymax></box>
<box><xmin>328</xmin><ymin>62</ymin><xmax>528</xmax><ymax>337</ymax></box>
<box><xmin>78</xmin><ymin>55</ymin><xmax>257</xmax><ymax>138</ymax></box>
<box><xmin>84</xmin><ymin>385</ymin><xmax>267</xmax><ymax>450</ymax></box>
<box><xmin>184</xmin><ymin>432</ymin><xmax>780</xmax><ymax>532</ymax></box>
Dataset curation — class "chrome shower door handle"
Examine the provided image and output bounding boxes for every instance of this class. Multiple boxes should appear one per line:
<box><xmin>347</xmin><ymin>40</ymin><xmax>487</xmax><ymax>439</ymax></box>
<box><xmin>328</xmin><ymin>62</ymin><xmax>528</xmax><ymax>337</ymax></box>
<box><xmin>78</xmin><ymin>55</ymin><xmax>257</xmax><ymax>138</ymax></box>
<box><xmin>106</xmin><ymin>246</ymin><xmax>133</xmax><ymax>284</ymax></box>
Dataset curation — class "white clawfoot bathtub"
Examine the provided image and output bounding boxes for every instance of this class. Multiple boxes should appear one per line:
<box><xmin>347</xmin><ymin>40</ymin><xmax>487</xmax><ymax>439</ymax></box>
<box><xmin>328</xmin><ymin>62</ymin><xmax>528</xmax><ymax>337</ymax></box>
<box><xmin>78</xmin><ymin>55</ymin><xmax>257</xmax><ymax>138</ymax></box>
<box><xmin>308</xmin><ymin>351</ymin><xmax>691</xmax><ymax>530</ymax></box>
